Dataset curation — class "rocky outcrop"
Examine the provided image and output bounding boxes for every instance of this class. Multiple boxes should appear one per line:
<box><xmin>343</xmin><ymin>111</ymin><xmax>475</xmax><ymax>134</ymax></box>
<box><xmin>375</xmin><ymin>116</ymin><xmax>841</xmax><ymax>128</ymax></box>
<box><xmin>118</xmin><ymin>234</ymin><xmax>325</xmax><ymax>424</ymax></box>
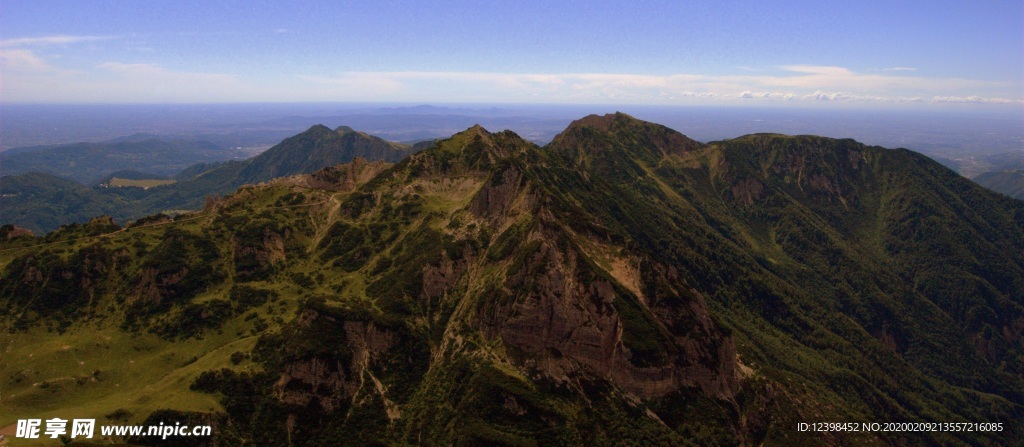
<box><xmin>479</xmin><ymin>227</ymin><xmax>741</xmax><ymax>400</ymax></box>
<box><xmin>0</xmin><ymin>224</ymin><xmax>34</xmax><ymax>239</ymax></box>
<box><xmin>276</xmin><ymin>158</ymin><xmax>391</xmax><ymax>192</ymax></box>
<box><xmin>421</xmin><ymin>252</ymin><xmax>469</xmax><ymax>302</ymax></box>
<box><xmin>133</xmin><ymin>266</ymin><xmax>189</xmax><ymax>306</ymax></box>
<box><xmin>751</xmin><ymin>135</ymin><xmax>866</xmax><ymax>203</ymax></box>
<box><xmin>275</xmin><ymin>356</ymin><xmax>351</xmax><ymax>411</ymax></box>
<box><xmin>271</xmin><ymin>309</ymin><xmax>399</xmax><ymax>414</ymax></box>
<box><xmin>469</xmin><ymin>165</ymin><xmax>524</xmax><ymax>221</ymax></box>
<box><xmin>731</xmin><ymin>177</ymin><xmax>765</xmax><ymax>206</ymax></box>
<box><xmin>233</xmin><ymin>224</ymin><xmax>289</xmax><ymax>281</ymax></box>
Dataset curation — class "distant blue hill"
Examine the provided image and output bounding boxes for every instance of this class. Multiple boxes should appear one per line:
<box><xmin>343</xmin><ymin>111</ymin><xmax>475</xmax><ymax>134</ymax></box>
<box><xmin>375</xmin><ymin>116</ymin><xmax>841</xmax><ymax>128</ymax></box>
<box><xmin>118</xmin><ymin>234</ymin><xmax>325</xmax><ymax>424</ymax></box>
<box><xmin>0</xmin><ymin>138</ymin><xmax>244</xmax><ymax>184</ymax></box>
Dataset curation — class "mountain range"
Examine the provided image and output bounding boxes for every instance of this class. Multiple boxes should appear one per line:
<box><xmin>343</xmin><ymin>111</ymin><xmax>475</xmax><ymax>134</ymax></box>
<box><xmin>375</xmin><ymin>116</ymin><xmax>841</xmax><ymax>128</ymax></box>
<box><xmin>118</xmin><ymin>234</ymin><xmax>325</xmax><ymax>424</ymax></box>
<box><xmin>0</xmin><ymin>137</ymin><xmax>241</xmax><ymax>184</ymax></box>
<box><xmin>973</xmin><ymin>170</ymin><xmax>1024</xmax><ymax>200</ymax></box>
<box><xmin>0</xmin><ymin>126</ymin><xmax>415</xmax><ymax>234</ymax></box>
<box><xmin>1</xmin><ymin>113</ymin><xmax>1022</xmax><ymax>446</ymax></box>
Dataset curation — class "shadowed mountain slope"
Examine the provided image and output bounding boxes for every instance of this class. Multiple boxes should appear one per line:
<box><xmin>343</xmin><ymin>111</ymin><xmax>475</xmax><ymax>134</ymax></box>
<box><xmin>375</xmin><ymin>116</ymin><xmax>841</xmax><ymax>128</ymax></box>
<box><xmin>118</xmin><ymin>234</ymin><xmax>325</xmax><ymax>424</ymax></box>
<box><xmin>973</xmin><ymin>169</ymin><xmax>1024</xmax><ymax>199</ymax></box>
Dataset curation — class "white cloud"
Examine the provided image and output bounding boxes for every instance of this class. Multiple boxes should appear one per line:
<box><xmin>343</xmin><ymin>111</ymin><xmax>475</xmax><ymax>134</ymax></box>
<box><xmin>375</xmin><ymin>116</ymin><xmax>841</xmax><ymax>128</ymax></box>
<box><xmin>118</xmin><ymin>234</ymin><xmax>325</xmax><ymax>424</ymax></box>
<box><xmin>1</xmin><ymin>35</ymin><xmax>116</xmax><ymax>47</ymax></box>
<box><xmin>806</xmin><ymin>91</ymin><xmax>856</xmax><ymax>101</ymax></box>
<box><xmin>883</xmin><ymin>67</ymin><xmax>917</xmax><ymax>72</ymax></box>
<box><xmin>90</xmin><ymin>63</ymin><xmax>245</xmax><ymax>101</ymax></box>
<box><xmin>1</xmin><ymin>34</ymin><xmax>123</xmax><ymax>94</ymax></box>
<box><xmin>290</xmin><ymin>69</ymin><xmax>1018</xmax><ymax>105</ymax></box>
<box><xmin>1</xmin><ymin>35</ymin><xmax>121</xmax><ymax>75</ymax></box>
<box><xmin>0</xmin><ymin>33</ymin><xmax>1016</xmax><ymax>105</ymax></box>
<box><xmin>780</xmin><ymin>65</ymin><xmax>855</xmax><ymax>76</ymax></box>
<box><xmin>3</xmin><ymin>59</ymin><xmax>1020</xmax><ymax>105</ymax></box>
<box><xmin>0</xmin><ymin>49</ymin><xmax>54</xmax><ymax>72</ymax></box>
<box><xmin>2</xmin><ymin>62</ymin><xmax>249</xmax><ymax>103</ymax></box>
<box><xmin>96</xmin><ymin>62</ymin><xmax>240</xmax><ymax>87</ymax></box>
<box><xmin>739</xmin><ymin>91</ymin><xmax>795</xmax><ymax>100</ymax></box>
<box><xmin>298</xmin><ymin>71</ymin><xmax>720</xmax><ymax>103</ymax></box>
<box><xmin>931</xmin><ymin>95</ymin><xmax>1017</xmax><ymax>104</ymax></box>
<box><xmin>299</xmin><ymin>73</ymin><xmax>407</xmax><ymax>95</ymax></box>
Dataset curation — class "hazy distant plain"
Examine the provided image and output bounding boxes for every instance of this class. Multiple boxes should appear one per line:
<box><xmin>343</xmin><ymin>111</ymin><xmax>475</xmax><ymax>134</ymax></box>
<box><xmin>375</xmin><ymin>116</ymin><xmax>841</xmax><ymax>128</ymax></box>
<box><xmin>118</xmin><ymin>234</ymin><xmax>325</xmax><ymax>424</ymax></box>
<box><xmin>2</xmin><ymin>103</ymin><xmax>1021</xmax><ymax>163</ymax></box>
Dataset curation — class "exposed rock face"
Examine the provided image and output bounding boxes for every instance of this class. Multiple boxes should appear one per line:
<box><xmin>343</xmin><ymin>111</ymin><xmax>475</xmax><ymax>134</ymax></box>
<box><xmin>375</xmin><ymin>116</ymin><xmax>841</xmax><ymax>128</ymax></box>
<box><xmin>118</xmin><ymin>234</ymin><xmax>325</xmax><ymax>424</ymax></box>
<box><xmin>126</xmin><ymin>229</ymin><xmax>223</xmax><ymax>310</ymax></box>
<box><xmin>657</xmin><ymin>287</ymin><xmax>742</xmax><ymax>399</ymax></box>
<box><xmin>343</xmin><ymin>320</ymin><xmax>397</xmax><ymax>374</ymax></box>
<box><xmin>272</xmin><ymin>309</ymin><xmax>398</xmax><ymax>413</ymax></box>
<box><xmin>66</xmin><ymin>214</ymin><xmax>122</xmax><ymax>236</ymax></box>
<box><xmin>240</xmin><ymin>228</ymin><xmax>286</xmax><ymax>262</ymax></box>
<box><xmin>0</xmin><ymin>224</ymin><xmax>34</xmax><ymax>239</ymax></box>
<box><xmin>133</xmin><ymin>266</ymin><xmax>189</xmax><ymax>306</ymax></box>
<box><xmin>740</xmin><ymin>134</ymin><xmax>867</xmax><ymax>204</ymax></box>
<box><xmin>276</xmin><ymin>158</ymin><xmax>391</xmax><ymax>191</ymax></box>
<box><xmin>731</xmin><ymin>177</ymin><xmax>765</xmax><ymax>206</ymax></box>
<box><xmin>233</xmin><ymin>226</ymin><xmax>288</xmax><ymax>280</ymax></box>
<box><xmin>275</xmin><ymin>356</ymin><xmax>351</xmax><ymax>411</ymax></box>
<box><xmin>421</xmin><ymin>253</ymin><xmax>469</xmax><ymax>302</ymax></box>
<box><xmin>203</xmin><ymin>194</ymin><xmax>222</xmax><ymax>212</ymax></box>
<box><xmin>469</xmin><ymin>165</ymin><xmax>524</xmax><ymax>221</ymax></box>
<box><xmin>479</xmin><ymin>226</ymin><xmax>741</xmax><ymax>400</ymax></box>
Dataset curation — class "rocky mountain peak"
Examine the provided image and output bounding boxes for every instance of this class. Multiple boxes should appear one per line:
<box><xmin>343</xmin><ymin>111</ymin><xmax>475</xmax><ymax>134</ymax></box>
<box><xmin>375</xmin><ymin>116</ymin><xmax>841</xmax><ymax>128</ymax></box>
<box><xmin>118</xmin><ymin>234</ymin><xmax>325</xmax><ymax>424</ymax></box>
<box><xmin>550</xmin><ymin>112</ymin><xmax>703</xmax><ymax>164</ymax></box>
<box><xmin>304</xmin><ymin>123</ymin><xmax>334</xmax><ymax>135</ymax></box>
<box><xmin>565</xmin><ymin>112</ymin><xmax>631</xmax><ymax>131</ymax></box>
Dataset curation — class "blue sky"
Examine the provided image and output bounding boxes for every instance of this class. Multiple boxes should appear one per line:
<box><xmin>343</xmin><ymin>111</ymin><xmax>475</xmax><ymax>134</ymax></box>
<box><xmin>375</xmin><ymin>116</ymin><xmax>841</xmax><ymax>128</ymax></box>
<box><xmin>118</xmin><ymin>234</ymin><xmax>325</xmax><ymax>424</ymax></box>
<box><xmin>1</xmin><ymin>0</ymin><xmax>1021</xmax><ymax>108</ymax></box>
